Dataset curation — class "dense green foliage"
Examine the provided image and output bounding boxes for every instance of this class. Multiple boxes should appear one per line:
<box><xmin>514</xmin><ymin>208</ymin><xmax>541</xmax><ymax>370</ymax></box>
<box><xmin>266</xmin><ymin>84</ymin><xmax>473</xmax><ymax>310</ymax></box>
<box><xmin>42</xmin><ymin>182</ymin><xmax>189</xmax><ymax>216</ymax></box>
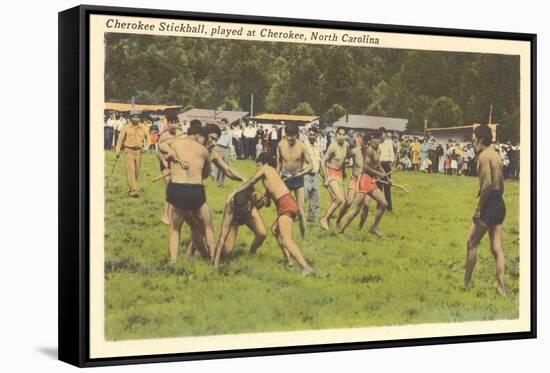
<box><xmin>105</xmin><ymin>34</ymin><xmax>520</xmax><ymax>141</ymax></box>
<box><xmin>104</xmin><ymin>153</ymin><xmax>520</xmax><ymax>340</ymax></box>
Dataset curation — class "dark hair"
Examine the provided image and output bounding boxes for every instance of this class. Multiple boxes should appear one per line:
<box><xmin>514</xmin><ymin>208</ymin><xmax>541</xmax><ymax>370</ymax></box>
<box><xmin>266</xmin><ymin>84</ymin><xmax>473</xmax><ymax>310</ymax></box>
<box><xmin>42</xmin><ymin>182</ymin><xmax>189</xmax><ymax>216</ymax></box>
<box><xmin>372</xmin><ymin>129</ymin><xmax>383</xmax><ymax>139</ymax></box>
<box><xmin>336</xmin><ymin>127</ymin><xmax>347</xmax><ymax>135</ymax></box>
<box><xmin>308</xmin><ymin>127</ymin><xmax>318</xmax><ymax>134</ymax></box>
<box><xmin>204</xmin><ymin>123</ymin><xmax>221</xmax><ymax>137</ymax></box>
<box><xmin>234</xmin><ymin>187</ymin><xmax>253</xmax><ymax>207</ymax></box>
<box><xmin>190</xmin><ymin>119</ymin><xmax>202</xmax><ymax>128</ymax></box>
<box><xmin>285</xmin><ymin>123</ymin><xmax>299</xmax><ymax>136</ymax></box>
<box><xmin>166</xmin><ymin>113</ymin><xmax>179</xmax><ymax>123</ymax></box>
<box><xmin>187</xmin><ymin>124</ymin><xmax>205</xmax><ymax>137</ymax></box>
<box><xmin>362</xmin><ymin>133</ymin><xmax>372</xmax><ymax>143</ymax></box>
<box><xmin>474</xmin><ymin>124</ymin><xmax>493</xmax><ymax>146</ymax></box>
<box><xmin>256</xmin><ymin>152</ymin><xmax>277</xmax><ymax>167</ymax></box>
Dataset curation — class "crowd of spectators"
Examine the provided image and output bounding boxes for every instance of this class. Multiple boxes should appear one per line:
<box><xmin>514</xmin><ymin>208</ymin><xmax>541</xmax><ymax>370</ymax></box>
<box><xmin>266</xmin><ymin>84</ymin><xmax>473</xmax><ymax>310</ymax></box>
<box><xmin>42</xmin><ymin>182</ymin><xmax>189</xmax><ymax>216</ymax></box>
<box><xmin>105</xmin><ymin>113</ymin><xmax>520</xmax><ymax>180</ymax></box>
<box><xmin>396</xmin><ymin>135</ymin><xmax>519</xmax><ymax>179</ymax></box>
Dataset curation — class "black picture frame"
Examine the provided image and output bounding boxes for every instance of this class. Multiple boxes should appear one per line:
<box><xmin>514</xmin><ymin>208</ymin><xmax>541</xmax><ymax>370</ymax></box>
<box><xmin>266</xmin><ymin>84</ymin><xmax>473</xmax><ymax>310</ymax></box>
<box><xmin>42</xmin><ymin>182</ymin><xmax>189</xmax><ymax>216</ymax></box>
<box><xmin>59</xmin><ymin>4</ymin><xmax>537</xmax><ymax>368</ymax></box>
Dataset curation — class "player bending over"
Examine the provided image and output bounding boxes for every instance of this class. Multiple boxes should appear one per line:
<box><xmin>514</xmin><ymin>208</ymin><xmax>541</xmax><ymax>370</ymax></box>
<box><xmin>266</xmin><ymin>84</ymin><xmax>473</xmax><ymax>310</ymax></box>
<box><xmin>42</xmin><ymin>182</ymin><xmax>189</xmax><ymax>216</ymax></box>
<box><xmin>232</xmin><ymin>152</ymin><xmax>314</xmax><ymax>274</ymax></box>
<box><xmin>213</xmin><ymin>187</ymin><xmax>269</xmax><ymax>267</ymax></box>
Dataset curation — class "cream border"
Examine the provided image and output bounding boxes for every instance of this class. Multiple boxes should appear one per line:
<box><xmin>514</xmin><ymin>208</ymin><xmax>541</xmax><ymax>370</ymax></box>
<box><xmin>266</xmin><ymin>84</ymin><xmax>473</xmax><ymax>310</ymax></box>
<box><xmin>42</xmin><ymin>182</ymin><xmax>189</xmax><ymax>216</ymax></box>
<box><xmin>89</xmin><ymin>14</ymin><xmax>532</xmax><ymax>359</ymax></box>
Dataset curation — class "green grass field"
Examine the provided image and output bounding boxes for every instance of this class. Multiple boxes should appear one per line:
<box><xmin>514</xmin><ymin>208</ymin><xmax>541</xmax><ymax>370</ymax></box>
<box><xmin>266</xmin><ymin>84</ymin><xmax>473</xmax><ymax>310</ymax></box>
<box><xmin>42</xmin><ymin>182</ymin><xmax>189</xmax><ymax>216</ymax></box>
<box><xmin>104</xmin><ymin>151</ymin><xmax>520</xmax><ymax>341</ymax></box>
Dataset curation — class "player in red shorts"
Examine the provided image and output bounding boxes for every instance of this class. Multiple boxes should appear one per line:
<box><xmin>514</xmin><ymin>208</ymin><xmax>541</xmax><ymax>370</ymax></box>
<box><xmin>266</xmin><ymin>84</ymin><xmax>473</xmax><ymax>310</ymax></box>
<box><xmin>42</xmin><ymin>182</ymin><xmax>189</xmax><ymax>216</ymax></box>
<box><xmin>336</xmin><ymin>134</ymin><xmax>370</xmax><ymax>227</ymax></box>
<box><xmin>319</xmin><ymin>127</ymin><xmax>350</xmax><ymax>230</ymax></box>
<box><xmin>338</xmin><ymin>130</ymin><xmax>389</xmax><ymax>235</ymax></box>
<box><xmin>231</xmin><ymin>152</ymin><xmax>314</xmax><ymax>274</ymax></box>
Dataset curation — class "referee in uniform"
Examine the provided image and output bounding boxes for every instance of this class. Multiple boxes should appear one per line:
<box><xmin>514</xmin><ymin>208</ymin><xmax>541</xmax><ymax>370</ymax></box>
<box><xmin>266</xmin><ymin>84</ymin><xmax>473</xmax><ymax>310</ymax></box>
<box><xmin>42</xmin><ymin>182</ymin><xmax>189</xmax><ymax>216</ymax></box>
<box><xmin>115</xmin><ymin>109</ymin><xmax>147</xmax><ymax>197</ymax></box>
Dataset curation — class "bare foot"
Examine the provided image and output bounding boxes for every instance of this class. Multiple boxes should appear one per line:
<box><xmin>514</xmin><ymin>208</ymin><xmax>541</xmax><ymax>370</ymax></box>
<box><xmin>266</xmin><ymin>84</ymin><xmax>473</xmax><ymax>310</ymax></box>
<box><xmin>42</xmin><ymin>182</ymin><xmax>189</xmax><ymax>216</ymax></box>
<box><xmin>368</xmin><ymin>227</ymin><xmax>384</xmax><ymax>237</ymax></box>
<box><xmin>464</xmin><ymin>280</ymin><xmax>473</xmax><ymax>289</ymax></box>
<box><xmin>496</xmin><ymin>285</ymin><xmax>506</xmax><ymax>296</ymax></box>
<box><xmin>320</xmin><ymin>217</ymin><xmax>329</xmax><ymax>231</ymax></box>
<box><xmin>302</xmin><ymin>267</ymin><xmax>315</xmax><ymax>276</ymax></box>
<box><xmin>160</xmin><ymin>215</ymin><xmax>170</xmax><ymax>225</ymax></box>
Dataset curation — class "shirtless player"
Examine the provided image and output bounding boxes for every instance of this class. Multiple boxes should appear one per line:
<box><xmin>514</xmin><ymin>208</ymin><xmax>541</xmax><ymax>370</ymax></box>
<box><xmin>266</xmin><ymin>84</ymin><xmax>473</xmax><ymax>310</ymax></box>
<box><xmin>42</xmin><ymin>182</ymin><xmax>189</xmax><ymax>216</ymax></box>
<box><xmin>464</xmin><ymin>124</ymin><xmax>506</xmax><ymax>295</ymax></box>
<box><xmin>158</xmin><ymin>123</ymin><xmax>214</xmax><ymax>262</ymax></box>
<box><xmin>186</xmin><ymin>123</ymin><xmax>245</xmax><ymax>258</ymax></box>
<box><xmin>339</xmin><ymin>130</ymin><xmax>389</xmax><ymax>236</ymax></box>
<box><xmin>157</xmin><ymin>118</ymin><xmax>183</xmax><ymax>224</ymax></box>
<box><xmin>212</xmin><ymin>187</ymin><xmax>269</xmax><ymax>267</ymax></box>
<box><xmin>277</xmin><ymin>123</ymin><xmax>313</xmax><ymax>238</ymax></box>
<box><xmin>319</xmin><ymin>127</ymin><xmax>350</xmax><ymax>230</ymax></box>
<box><xmin>232</xmin><ymin>152</ymin><xmax>314</xmax><ymax>274</ymax></box>
<box><xmin>336</xmin><ymin>134</ymin><xmax>369</xmax><ymax>227</ymax></box>
<box><xmin>337</xmin><ymin>134</ymin><xmax>375</xmax><ymax>233</ymax></box>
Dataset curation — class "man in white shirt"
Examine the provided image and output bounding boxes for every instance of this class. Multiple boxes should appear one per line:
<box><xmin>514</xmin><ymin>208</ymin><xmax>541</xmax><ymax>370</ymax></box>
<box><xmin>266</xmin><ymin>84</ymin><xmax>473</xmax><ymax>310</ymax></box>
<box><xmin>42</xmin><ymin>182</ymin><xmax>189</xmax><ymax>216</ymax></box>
<box><xmin>105</xmin><ymin>113</ymin><xmax>117</xmax><ymax>150</ymax></box>
<box><xmin>243</xmin><ymin>122</ymin><xmax>257</xmax><ymax>159</ymax></box>
<box><xmin>303</xmin><ymin>127</ymin><xmax>323</xmax><ymax>222</ymax></box>
<box><xmin>212</xmin><ymin>120</ymin><xmax>233</xmax><ymax>187</ymax></box>
<box><xmin>392</xmin><ymin>135</ymin><xmax>401</xmax><ymax>158</ymax></box>
<box><xmin>379</xmin><ymin>131</ymin><xmax>395</xmax><ymax>211</ymax></box>
<box><xmin>112</xmin><ymin>113</ymin><xmax>125</xmax><ymax>148</ymax></box>
<box><xmin>466</xmin><ymin>144</ymin><xmax>476</xmax><ymax>176</ymax></box>
<box><xmin>232</xmin><ymin>124</ymin><xmax>243</xmax><ymax>158</ymax></box>
<box><xmin>270</xmin><ymin>125</ymin><xmax>279</xmax><ymax>156</ymax></box>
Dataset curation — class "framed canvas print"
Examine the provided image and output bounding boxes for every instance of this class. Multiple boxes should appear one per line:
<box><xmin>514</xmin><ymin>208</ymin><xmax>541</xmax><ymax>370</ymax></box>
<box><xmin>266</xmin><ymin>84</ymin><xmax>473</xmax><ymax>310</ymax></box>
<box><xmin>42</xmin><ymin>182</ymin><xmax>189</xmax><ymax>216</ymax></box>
<box><xmin>58</xmin><ymin>4</ymin><xmax>536</xmax><ymax>367</ymax></box>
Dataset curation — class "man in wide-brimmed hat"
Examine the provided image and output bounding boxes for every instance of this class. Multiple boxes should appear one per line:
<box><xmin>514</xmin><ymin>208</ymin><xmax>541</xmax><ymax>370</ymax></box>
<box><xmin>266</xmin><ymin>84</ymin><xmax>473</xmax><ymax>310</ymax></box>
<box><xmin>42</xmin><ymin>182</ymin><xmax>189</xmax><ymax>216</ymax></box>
<box><xmin>115</xmin><ymin>109</ymin><xmax>147</xmax><ymax>197</ymax></box>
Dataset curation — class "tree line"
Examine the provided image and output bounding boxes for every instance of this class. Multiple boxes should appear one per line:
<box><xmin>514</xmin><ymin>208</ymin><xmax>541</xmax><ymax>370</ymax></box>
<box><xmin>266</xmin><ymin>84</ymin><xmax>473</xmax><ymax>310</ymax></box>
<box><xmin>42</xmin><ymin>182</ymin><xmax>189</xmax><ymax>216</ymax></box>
<box><xmin>105</xmin><ymin>33</ymin><xmax>520</xmax><ymax>142</ymax></box>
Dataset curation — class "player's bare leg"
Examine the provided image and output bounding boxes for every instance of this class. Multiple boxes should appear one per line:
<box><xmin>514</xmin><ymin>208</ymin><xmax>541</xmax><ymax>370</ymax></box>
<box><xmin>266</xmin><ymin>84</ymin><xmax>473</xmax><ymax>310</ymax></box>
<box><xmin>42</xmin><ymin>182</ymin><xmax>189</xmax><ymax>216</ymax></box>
<box><xmin>246</xmin><ymin>208</ymin><xmax>267</xmax><ymax>254</ymax></box>
<box><xmin>161</xmin><ymin>202</ymin><xmax>171</xmax><ymax>225</ymax></box>
<box><xmin>186</xmin><ymin>240</ymin><xmax>195</xmax><ymax>257</ymax></box>
<box><xmin>464</xmin><ymin>221</ymin><xmax>489</xmax><ymax>289</ymax></box>
<box><xmin>272</xmin><ymin>220</ymin><xmax>293</xmax><ymax>266</ymax></box>
<box><xmin>160</xmin><ymin>171</ymin><xmax>171</xmax><ymax>224</ymax></box>
<box><xmin>320</xmin><ymin>180</ymin><xmax>345</xmax><ymax>230</ymax></box>
<box><xmin>185</xmin><ymin>213</ymin><xmax>207</xmax><ymax>258</ymax></box>
<box><xmin>222</xmin><ymin>225</ymin><xmax>238</xmax><ymax>258</ymax></box>
<box><xmin>338</xmin><ymin>192</ymin><xmax>365</xmax><ymax>233</ymax></box>
<box><xmin>488</xmin><ymin>224</ymin><xmax>506</xmax><ymax>295</ymax></box>
<box><xmin>336</xmin><ymin>188</ymin><xmax>356</xmax><ymax>226</ymax></box>
<box><xmin>294</xmin><ymin>187</ymin><xmax>307</xmax><ymax>238</ymax></box>
<box><xmin>168</xmin><ymin>205</ymin><xmax>185</xmax><ymax>262</ymax></box>
<box><xmin>213</xmin><ymin>203</ymin><xmax>244</xmax><ymax>267</ymax></box>
<box><xmin>193</xmin><ymin>203</ymin><xmax>216</xmax><ymax>260</ymax></box>
<box><xmin>358</xmin><ymin>195</ymin><xmax>371</xmax><ymax>229</ymax></box>
<box><xmin>367</xmin><ymin>188</ymin><xmax>387</xmax><ymax>237</ymax></box>
<box><xmin>278</xmin><ymin>215</ymin><xmax>313</xmax><ymax>274</ymax></box>
<box><xmin>184</xmin><ymin>212</ymin><xmax>210</xmax><ymax>259</ymax></box>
